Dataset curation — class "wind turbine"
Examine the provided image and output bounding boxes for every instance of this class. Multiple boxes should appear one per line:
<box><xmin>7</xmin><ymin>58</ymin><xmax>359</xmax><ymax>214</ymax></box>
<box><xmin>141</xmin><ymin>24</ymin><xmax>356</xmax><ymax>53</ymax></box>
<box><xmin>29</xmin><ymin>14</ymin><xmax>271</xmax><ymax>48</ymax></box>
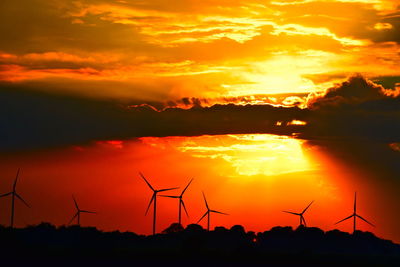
<box><xmin>0</xmin><ymin>168</ymin><xmax>30</xmax><ymax>228</ymax></box>
<box><xmin>197</xmin><ymin>192</ymin><xmax>228</xmax><ymax>231</ymax></box>
<box><xmin>139</xmin><ymin>172</ymin><xmax>179</xmax><ymax>235</ymax></box>
<box><xmin>283</xmin><ymin>200</ymin><xmax>314</xmax><ymax>227</ymax></box>
<box><xmin>68</xmin><ymin>195</ymin><xmax>96</xmax><ymax>226</ymax></box>
<box><xmin>160</xmin><ymin>178</ymin><xmax>193</xmax><ymax>225</ymax></box>
<box><xmin>335</xmin><ymin>192</ymin><xmax>374</xmax><ymax>234</ymax></box>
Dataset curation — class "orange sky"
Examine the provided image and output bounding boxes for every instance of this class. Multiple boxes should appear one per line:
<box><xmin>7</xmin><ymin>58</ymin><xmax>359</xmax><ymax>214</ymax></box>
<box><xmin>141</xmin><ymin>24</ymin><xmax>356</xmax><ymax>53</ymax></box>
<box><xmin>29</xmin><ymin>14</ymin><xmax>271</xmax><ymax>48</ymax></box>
<box><xmin>1</xmin><ymin>0</ymin><xmax>400</xmax><ymax>104</ymax></box>
<box><xmin>0</xmin><ymin>134</ymin><xmax>393</xmax><ymax>241</ymax></box>
<box><xmin>1</xmin><ymin>0</ymin><xmax>400</xmax><ymax>244</ymax></box>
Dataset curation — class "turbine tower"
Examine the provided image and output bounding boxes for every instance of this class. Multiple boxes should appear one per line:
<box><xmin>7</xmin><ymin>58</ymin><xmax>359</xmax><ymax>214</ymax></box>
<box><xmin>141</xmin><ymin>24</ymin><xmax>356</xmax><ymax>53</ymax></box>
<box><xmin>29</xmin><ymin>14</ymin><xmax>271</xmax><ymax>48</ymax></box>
<box><xmin>283</xmin><ymin>200</ymin><xmax>314</xmax><ymax>227</ymax></box>
<box><xmin>0</xmin><ymin>168</ymin><xmax>30</xmax><ymax>228</ymax></box>
<box><xmin>68</xmin><ymin>195</ymin><xmax>96</xmax><ymax>226</ymax></box>
<box><xmin>160</xmin><ymin>178</ymin><xmax>193</xmax><ymax>225</ymax></box>
<box><xmin>335</xmin><ymin>192</ymin><xmax>374</xmax><ymax>234</ymax></box>
<box><xmin>197</xmin><ymin>192</ymin><xmax>228</xmax><ymax>231</ymax></box>
<box><xmin>139</xmin><ymin>172</ymin><xmax>178</xmax><ymax>235</ymax></box>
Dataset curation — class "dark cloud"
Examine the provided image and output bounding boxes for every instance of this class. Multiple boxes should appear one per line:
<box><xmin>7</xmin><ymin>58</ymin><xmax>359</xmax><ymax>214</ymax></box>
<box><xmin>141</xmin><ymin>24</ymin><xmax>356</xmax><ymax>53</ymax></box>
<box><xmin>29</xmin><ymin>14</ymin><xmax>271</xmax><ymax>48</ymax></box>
<box><xmin>0</xmin><ymin>84</ymin><xmax>308</xmax><ymax>151</ymax></box>
<box><xmin>307</xmin><ymin>75</ymin><xmax>397</xmax><ymax>109</ymax></box>
<box><xmin>2</xmin><ymin>75</ymin><xmax>400</xmax><ymax>151</ymax></box>
<box><xmin>302</xmin><ymin>75</ymin><xmax>400</xmax><ymax>141</ymax></box>
<box><xmin>374</xmin><ymin>75</ymin><xmax>400</xmax><ymax>90</ymax></box>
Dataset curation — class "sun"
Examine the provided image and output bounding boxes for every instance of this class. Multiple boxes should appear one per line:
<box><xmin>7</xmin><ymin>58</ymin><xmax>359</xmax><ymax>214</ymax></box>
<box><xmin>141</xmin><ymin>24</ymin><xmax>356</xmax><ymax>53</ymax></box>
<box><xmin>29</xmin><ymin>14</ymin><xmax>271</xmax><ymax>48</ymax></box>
<box><xmin>221</xmin><ymin>52</ymin><xmax>339</xmax><ymax>97</ymax></box>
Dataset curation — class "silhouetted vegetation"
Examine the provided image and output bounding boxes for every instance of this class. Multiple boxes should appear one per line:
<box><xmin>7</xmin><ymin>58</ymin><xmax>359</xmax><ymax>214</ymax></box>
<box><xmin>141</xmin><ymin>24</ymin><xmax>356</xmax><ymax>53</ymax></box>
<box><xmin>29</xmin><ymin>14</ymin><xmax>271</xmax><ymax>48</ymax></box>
<box><xmin>0</xmin><ymin>223</ymin><xmax>399</xmax><ymax>266</ymax></box>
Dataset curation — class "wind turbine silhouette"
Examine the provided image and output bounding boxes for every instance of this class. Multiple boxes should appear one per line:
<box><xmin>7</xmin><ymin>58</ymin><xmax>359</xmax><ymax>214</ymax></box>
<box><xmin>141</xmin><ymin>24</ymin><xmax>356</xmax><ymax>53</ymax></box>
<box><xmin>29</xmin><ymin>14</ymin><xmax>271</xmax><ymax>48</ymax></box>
<box><xmin>139</xmin><ymin>172</ymin><xmax>179</xmax><ymax>235</ymax></box>
<box><xmin>197</xmin><ymin>192</ymin><xmax>228</xmax><ymax>231</ymax></box>
<box><xmin>0</xmin><ymin>168</ymin><xmax>30</xmax><ymax>228</ymax></box>
<box><xmin>160</xmin><ymin>178</ymin><xmax>193</xmax><ymax>225</ymax></box>
<box><xmin>283</xmin><ymin>200</ymin><xmax>314</xmax><ymax>227</ymax></box>
<box><xmin>335</xmin><ymin>192</ymin><xmax>374</xmax><ymax>234</ymax></box>
<box><xmin>68</xmin><ymin>195</ymin><xmax>96</xmax><ymax>226</ymax></box>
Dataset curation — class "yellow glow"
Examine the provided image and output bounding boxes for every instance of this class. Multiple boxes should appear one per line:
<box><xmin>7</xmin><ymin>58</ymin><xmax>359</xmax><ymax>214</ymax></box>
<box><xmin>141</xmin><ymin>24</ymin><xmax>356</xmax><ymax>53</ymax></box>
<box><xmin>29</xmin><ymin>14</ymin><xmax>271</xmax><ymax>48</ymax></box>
<box><xmin>141</xmin><ymin>134</ymin><xmax>312</xmax><ymax>177</ymax></box>
<box><xmin>271</xmin><ymin>0</ymin><xmax>397</xmax><ymax>12</ymax></box>
<box><xmin>271</xmin><ymin>23</ymin><xmax>369</xmax><ymax>46</ymax></box>
<box><xmin>288</xmin><ymin>120</ymin><xmax>307</xmax><ymax>125</ymax></box>
<box><xmin>373</xmin><ymin>22</ymin><xmax>393</xmax><ymax>30</ymax></box>
<box><xmin>222</xmin><ymin>52</ymin><xmax>340</xmax><ymax>96</ymax></box>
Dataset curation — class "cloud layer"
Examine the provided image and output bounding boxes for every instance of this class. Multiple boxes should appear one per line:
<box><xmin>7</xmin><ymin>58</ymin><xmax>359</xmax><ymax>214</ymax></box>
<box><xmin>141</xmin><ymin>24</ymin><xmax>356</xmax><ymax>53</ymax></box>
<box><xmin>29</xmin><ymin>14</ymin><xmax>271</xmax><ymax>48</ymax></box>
<box><xmin>0</xmin><ymin>83</ymin><xmax>308</xmax><ymax>150</ymax></box>
<box><xmin>1</xmin><ymin>75</ymin><xmax>400</xmax><ymax>150</ymax></box>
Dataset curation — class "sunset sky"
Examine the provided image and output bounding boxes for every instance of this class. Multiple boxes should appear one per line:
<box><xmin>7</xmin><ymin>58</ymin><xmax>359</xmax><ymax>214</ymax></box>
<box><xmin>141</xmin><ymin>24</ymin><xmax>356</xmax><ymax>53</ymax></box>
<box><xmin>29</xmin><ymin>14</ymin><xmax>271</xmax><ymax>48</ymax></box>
<box><xmin>1</xmin><ymin>0</ymin><xmax>400</xmax><ymax>243</ymax></box>
<box><xmin>1</xmin><ymin>0</ymin><xmax>400</xmax><ymax>102</ymax></box>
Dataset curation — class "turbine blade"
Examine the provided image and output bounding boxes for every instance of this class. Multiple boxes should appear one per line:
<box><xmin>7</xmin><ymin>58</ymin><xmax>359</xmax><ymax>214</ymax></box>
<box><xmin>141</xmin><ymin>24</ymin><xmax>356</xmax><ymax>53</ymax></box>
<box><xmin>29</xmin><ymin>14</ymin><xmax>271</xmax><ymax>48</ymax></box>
<box><xmin>72</xmin><ymin>195</ymin><xmax>79</xmax><ymax>210</ymax></box>
<box><xmin>15</xmin><ymin>193</ymin><xmax>30</xmax><ymax>208</ymax></box>
<box><xmin>302</xmin><ymin>200</ymin><xmax>314</xmax><ymax>214</ymax></box>
<box><xmin>181</xmin><ymin>178</ymin><xmax>193</xmax><ymax>196</ymax></box>
<box><xmin>334</xmin><ymin>214</ymin><xmax>353</xmax><ymax>225</ymax></box>
<box><xmin>301</xmin><ymin>216</ymin><xmax>307</xmax><ymax>227</ymax></box>
<box><xmin>356</xmin><ymin>214</ymin><xmax>375</xmax><ymax>227</ymax></box>
<box><xmin>139</xmin><ymin>172</ymin><xmax>155</xmax><ymax>191</ymax></box>
<box><xmin>145</xmin><ymin>194</ymin><xmax>155</xmax><ymax>216</ymax></box>
<box><xmin>159</xmin><ymin>195</ymin><xmax>179</xmax><ymax>198</ymax></box>
<box><xmin>0</xmin><ymin>192</ymin><xmax>12</xmax><ymax>198</ymax></box>
<box><xmin>68</xmin><ymin>213</ymin><xmax>78</xmax><ymax>225</ymax></box>
<box><xmin>81</xmin><ymin>210</ymin><xmax>96</xmax><ymax>214</ymax></box>
<box><xmin>282</xmin><ymin>211</ymin><xmax>300</xmax><ymax>216</ymax></box>
<box><xmin>158</xmin><ymin>187</ymin><xmax>179</xmax><ymax>192</ymax></box>
<box><xmin>202</xmin><ymin>191</ymin><xmax>209</xmax><ymax>210</ymax></box>
<box><xmin>181</xmin><ymin>199</ymin><xmax>189</xmax><ymax>217</ymax></box>
<box><xmin>211</xmin><ymin>210</ymin><xmax>228</xmax><ymax>215</ymax></box>
<box><xmin>13</xmin><ymin>168</ymin><xmax>20</xmax><ymax>191</ymax></box>
<box><xmin>197</xmin><ymin>211</ymin><xmax>208</xmax><ymax>223</ymax></box>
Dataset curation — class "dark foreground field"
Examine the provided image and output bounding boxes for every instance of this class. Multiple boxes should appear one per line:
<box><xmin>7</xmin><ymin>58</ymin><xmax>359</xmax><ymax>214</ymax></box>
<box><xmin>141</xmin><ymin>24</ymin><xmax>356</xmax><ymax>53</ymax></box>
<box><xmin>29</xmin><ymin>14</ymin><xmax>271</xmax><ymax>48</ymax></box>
<box><xmin>0</xmin><ymin>223</ymin><xmax>399</xmax><ymax>266</ymax></box>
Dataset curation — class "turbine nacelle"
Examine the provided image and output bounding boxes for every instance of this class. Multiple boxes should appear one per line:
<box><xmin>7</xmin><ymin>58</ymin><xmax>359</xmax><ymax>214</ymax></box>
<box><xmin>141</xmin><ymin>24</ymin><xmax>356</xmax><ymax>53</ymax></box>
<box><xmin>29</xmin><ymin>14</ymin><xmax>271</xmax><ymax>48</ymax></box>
<box><xmin>69</xmin><ymin>195</ymin><xmax>96</xmax><ymax>226</ymax></box>
<box><xmin>282</xmin><ymin>200</ymin><xmax>314</xmax><ymax>227</ymax></box>
<box><xmin>335</xmin><ymin>192</ymin><xmax>374</xmax><ymax>233</ymax></box>
<box><xmin>197</xmin><ymin>192</ymin><xmax>228</xmax><ymax>231</ymax></box>
<box><xmin>159</xmin><ymin>178</ymin><xmax>193</xmax><ymax>224</ymax></box>
<box><xmin>139</xmin><ymin>172</ymin><xmax>179</xmax><ymax>235</ymax></box>
<box><xmin>0</xmin><ymin>169</ymin><xmax>30</xmax><ymax>228</ymax></box>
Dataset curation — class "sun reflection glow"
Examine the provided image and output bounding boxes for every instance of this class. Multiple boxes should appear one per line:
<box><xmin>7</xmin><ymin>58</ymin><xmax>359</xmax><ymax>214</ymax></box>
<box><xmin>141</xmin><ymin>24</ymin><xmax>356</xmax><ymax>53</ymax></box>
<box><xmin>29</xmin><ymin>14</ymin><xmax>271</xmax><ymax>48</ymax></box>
<box><xmin>140</xmin><ymin>134</ymin><xmax>312</xmax><ymax>176</ymax></box>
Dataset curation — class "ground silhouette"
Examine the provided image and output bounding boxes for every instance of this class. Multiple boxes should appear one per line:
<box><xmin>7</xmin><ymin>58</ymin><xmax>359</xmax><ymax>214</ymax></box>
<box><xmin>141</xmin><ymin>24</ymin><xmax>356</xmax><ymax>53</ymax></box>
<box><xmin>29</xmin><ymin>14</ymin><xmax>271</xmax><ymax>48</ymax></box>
<box><xmin>0</xmin><ymin>223</ymin><xmax>399</xmax><ymax>266</ymax></box>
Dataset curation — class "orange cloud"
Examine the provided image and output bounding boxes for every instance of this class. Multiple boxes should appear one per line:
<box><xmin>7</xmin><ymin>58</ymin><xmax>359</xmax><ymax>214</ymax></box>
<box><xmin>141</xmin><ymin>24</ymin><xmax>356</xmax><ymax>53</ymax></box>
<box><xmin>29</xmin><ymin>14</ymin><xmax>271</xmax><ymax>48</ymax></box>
<box><xmin>22</xmin><ymin>52</ymin><xmax>119</xmax><ymax>63</ymax></box>
<box><xmin>0</xmin><ymin>0</ymin><xmax>399</xmax><ymax>104</ymax></box>
<box><xmin>373</xmin><ymin>22</ymin><xmax>393</xmax><ymax>30</ymax></box>
<box><xmin>0</xmin><ymin>64</ymin><xmax>102</xmax><ymax>82</ymax></box>
<box><xmin>270</xmin><ymin>23</ymin><xmax>370</xmax><ymax>46</ymax></box>
<box><xmin>271</xmin><ymin>0</ymin><xmax>398</xmax><ymax>12</ymax></box>
<box><xmin>64</xmin><ymin>1</ymin><xmax>370</xmax><ymax>47</ymax></box>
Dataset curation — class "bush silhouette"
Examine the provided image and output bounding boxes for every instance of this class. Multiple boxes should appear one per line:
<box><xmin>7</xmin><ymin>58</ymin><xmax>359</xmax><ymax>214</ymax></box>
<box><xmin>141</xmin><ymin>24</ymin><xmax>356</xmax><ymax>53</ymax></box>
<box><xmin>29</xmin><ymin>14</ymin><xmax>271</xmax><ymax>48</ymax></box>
<box><xmin>162</xmin><ymin>223</ymin><xmax>184</xmax><ymax>234</ymax></box>
<box><xmin>0</xmin><ymin>222</ymin><xmax>398</xmax><ymax>266</ymax></box>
